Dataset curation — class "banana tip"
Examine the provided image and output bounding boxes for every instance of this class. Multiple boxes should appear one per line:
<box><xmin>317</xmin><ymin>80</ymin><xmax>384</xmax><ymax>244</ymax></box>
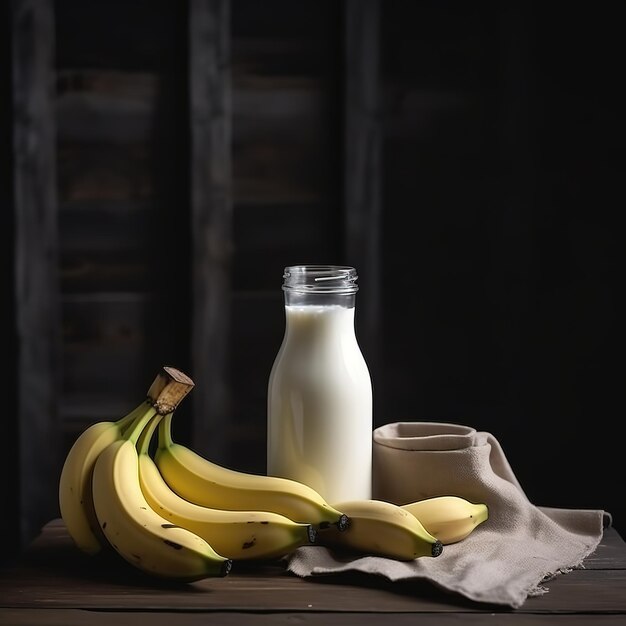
<box><xmin>307</xmin><ymin>525</ymin><xmax>317</xmax><ymax>544</ymax></box>
<box><xmin>432</xmin><ymin>540</ymin><xmax>443</xmax><ymax>557</ymax></box>
<box><xmin>221</xmin><ymin>559</ymin><xmax>233</xmax><ymax>577</ymax></box>
<box><xmin>337</xmin><ymin>514</ymin><xmax>350</xmax><ymax>532</ymax></box>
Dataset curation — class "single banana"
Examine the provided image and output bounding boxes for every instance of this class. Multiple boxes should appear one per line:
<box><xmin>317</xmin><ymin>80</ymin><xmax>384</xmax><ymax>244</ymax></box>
<box><xmin>318</xmin><ymin>499</ymin><xmax>444</xmax><ymax>560</ymax></box>
<box><xmin>401</xmin><ymin>495</ymin><xmax>489</xmax><ymax>545</ymax></box>
<box><xmin>136</xmin><ymin>414</ymin><xmax>317</xmax><ymax>561</ymax></box>
<box><xmin>58</xmin><ymin>400</ymin><xmax>150</xmax><ymax>555</ymax></box>
<box><xmin>154</xmin><ymin>413</ymin><xmax>349</xmax><ymax>532</ymax></box>
<box><xmin>92</xmin><ymin>405</ymin><xmax>232</xmax><ymax>581</ymax></box>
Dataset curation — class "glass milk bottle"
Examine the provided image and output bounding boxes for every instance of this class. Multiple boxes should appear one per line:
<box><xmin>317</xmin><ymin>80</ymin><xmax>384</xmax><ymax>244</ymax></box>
<box><xmin>267</xmin><ymin>265</ymin><xmax>373</xmax><ymax>504</ymax></box>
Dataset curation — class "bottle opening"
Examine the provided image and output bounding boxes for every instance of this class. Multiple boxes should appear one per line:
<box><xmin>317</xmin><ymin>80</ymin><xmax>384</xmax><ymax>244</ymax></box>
<box><xmin>282</xmin><ymin>265</ymin><xmax>359</xmax><ymax>294</ymax></box>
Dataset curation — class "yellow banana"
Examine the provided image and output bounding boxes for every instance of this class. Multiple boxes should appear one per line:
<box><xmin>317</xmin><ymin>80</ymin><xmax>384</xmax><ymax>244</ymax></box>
<box><xmin>154</xmin><ymin>413</ymin><xmax>349</xmax><ymax>531</ymax></box>
<box><xmin>136</xmin><ymin>414</ymin><xmax>317</xmax><ymax>561</ymax></box>
<box><xmin>92</xmin><ymin>405</ymin><xmax>232</xmax><ymax>581</ymax></box>
<box><xmin>401</xmin><ymin>495</ymin><xmax>489</xmax><ymax>544</ymax></box>
<box><xmin>318</xmin><ymin>499</ymin><xmax>443</xmax><ymax>560</ymax></box>
<box><xmin>58</xmin><ymin>400</ymin><xmax>150</xmax><ymax>555</ymax></box>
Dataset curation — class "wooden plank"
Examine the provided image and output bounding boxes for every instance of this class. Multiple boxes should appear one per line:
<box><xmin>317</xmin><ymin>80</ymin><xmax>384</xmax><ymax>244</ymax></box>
<box><xmin>233</xmin><ymin>139</ymin><xmax>329</xmax><ymax>206</ymax></box>
<box><xmin>54</xmin><ymin>0</ymin><xmax>185</xmax><ymax>72</ymax></box>
<box><xmin>228</xmin><ymin>291</ymin><xmax>284</xmax><ymax>473</ymax></box>
<box><xmin>59</xmin><ymin>205</ymin><xmax>154</xmax><ymax>252</ymax></box>
<box><xmin>0</xmin><ymin>0</ymin><xmax>19</xmax><ymax>570</ymax></box>
<box><xmin>580</xmin><ymin>524</ymin><xmax>626</xmax><ymax>569</ymax></box>
<box><xmin>382</xmin><ymin>87</ymin><xmax>492</xmax><ymax>144</ymax></box>
<box><xmin>11</xmin><ymin>0</ymin><xmax>60</xmax><ymax>550</ymax></box>
<box><xmin>57</xmin><ymin>142</ymin><xmax>152</xmax><ymax>203</ymax></box>
<box><xmin>56</xmin><ymin>91</ymin><xmax>155</xmax><ymax>143</ymax></box>
<box><xmin>2</xmin><ymin>610</ymin><xmax>626</xmax><ymax>626</ymax></box>
<box><xmin>232</xmin><ymin>204</ymin><xmax>339</xmax><ymax>290</ymax></box>
<box><xmin>380</xmin><ymin>1</ymin><xmax>499</xmax><ymax>89</ymax></box>
<box><xmin>56</xmin><ymin>69</ymin><xmax>159</xmax><ymax>99</ymax></box>
<box><xmin>188</xmin><ymin>0</ymin><xmax>233</xmax><ymax>462</ymax></box>
<box><xmin>343</xmin><ymin>0</ymin><xmax>382</xmax><ymax>421</ymax></box>
<box><xmin>1</xmin><ymin>550</ymin><xmax>624</xmax><ymax>614</ymax></box>
<box><xmin>60</xmin><ymin>252</ymin><xmax>150</xmax><ymax>293</ymax></box>
<box><xmin>1</xmin><ymin>520</ymin><xmax>624</xmax><ymax>615</ymax></box>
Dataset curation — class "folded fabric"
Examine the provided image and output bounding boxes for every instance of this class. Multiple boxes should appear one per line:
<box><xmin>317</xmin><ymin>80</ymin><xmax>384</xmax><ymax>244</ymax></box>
<box><xmin>285</xmin><ymin>421</ymin><xmax>608</xmax><ymax>608</ymax></box>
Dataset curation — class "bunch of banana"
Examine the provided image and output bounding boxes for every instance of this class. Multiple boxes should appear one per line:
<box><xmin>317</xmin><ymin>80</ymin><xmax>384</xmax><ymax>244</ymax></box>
<box><xmin>317</xmin><ymin>499</ymin><xmax>444</xmax><ymax>560</ymax></box>
<box><xmin>401</xmin><ymin>495</ymin><xmax>489</xmax><ymax>545</ymax></box>
<box><xmin>58</xmin><ymin>366</ymin><xmax>195</xmax><ymax>556</ymax></box>
<box><xmin>153</xmin><ymin>412</ymin><xmax>349</xmax><ymax>532</ymax></box>
<box><xmin>136</xmin><ymin>413</ymin><xmax>317</xmax><ymax>561</ymax></box>
<box><xmin>59</xmin><ymin>366</ymin><xmax>231</xmax><ymax>581</ymax></box>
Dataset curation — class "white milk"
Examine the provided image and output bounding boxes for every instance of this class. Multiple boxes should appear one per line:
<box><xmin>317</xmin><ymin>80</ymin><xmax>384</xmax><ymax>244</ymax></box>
<box><xmin>267</xmin><ymin>304</ymin><xmax>372</xmax><ymax>503</ymax></box>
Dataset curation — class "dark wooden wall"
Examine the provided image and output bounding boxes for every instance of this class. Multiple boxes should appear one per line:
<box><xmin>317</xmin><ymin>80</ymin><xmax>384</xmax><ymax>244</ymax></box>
<box><xmin>379</xmin><ymin>0</ymin><xmax>623</xmax><ymax>526</ymax></box>
<box><xmin>1</xmin><ymin>0</ymin><xmax>19</xmax><ymax>566</ymax></box>
<box><xmin>3</xmin><ymin>0</ymin><xmax>623</xmax><ymax>563</ymax></box>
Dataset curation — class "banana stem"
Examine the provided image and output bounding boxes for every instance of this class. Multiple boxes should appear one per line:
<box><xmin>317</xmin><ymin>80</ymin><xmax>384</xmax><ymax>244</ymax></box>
<box><xmin>117</xmin><ymin>400</ymin><xmax>152</xmax><ymax>436</ymax></box>
<box><xmin>122</xmin><ymin>366</ymin><xmax>194</xmax><ymax>448</ymax></box>
<box><xmin>124</xmin><ymin>406</ymin><xmax>158</xmax><ymax>446</ymax></box>
<box><xmin>146</xmin><ymin>367</ymin><xmax>195</xmax><ymax>415</ymax></box>
<box><xmin>157</xmin><ymin>412</ymin><xmax>175</xmax><ymax>449</ymax></box>
<box><xmin>137</xmin><ymin>413</ymin><xmax>166</xmax><ymax>456</ymax></box>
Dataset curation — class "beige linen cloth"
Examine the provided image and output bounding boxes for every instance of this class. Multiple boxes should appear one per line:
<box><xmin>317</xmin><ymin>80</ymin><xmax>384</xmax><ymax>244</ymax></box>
<box><xmin>285</xmin><ymin>421</ymin><xmax>609</xmax><ymax>608</ymax></box>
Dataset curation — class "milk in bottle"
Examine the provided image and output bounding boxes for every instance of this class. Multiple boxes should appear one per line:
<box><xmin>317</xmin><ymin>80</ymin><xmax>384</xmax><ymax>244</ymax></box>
<box><xmin>267</xmin><ymin>265</ymin><xmax>372</xmax><ymax>503</ymax></box>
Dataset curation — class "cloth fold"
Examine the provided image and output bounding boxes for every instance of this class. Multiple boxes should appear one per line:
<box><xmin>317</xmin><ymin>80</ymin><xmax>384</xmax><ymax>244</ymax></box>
<box><xmin>285</xmin><ymin>421</ymin><xmax>608</xmax><ymax>608</ymax></box>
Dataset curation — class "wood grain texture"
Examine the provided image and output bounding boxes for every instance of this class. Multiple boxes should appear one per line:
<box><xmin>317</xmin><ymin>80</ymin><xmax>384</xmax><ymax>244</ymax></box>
<box><xmin>344</xmin><ymin>0</ymin><xmax>382</xmax><ymax>420</ymax></box>
<box><xmin>189</xmin><ymin>0</ymin><xmax>233</xmax><ymax>462</ymax></box>
<box><xmin>0</xmin><ymin>519</ymin><xmax>624</xmax><ymax>620</ymax></box>
<box><xmin>11</xmin><ymin>0</ymin><xmax>61</xmax><ymax>550</ymax></box>
<box><xmin>2</xmin><ymin>610</ymin><xmax>626</xmax><ymax>626</ymax></box>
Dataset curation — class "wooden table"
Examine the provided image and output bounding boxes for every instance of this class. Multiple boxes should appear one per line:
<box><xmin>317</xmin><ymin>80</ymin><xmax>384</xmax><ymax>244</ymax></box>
<box><xmin>1</xmin><ymin>519</ymin><xmax>625</xmax><ymax>625</ymax></box>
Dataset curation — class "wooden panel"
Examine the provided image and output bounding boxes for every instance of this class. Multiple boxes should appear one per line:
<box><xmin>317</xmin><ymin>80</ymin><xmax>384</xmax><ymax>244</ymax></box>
<box><xmin>58</xmin><ymin>204</ymin><xmax>154</xmax><ymax>292</ymax></box>
<box><xmin>57</xmin><ymin>142</ymin><xmax>153</xmax><ymax>203</ymax></box>
<box><xmin>0</xmin><ymin>0</ymin><xmax>19</xmax><ymax>568</ymax></box>
<box><xmin>54</xmin><ymin>0</ymin><xmax>186</xmax><ymax>71</ymax></box>
<box><xmin>60</xmin><ymin>294</ymin><xmax>150</xmax><ymax>401</ymax></box>
<box><xmin>4</xmin><ymin>611</ymin><xmax>626</xmax><ymax>626</ymax></box>
<box><xmin>227</xmin><ymin>291</ymin><xmax>284</xmax><ymax>473</ymax></box>
<box><xmin>231</xmin><ymin>0</ymin><xmax>342</xmax><ymax>280</ymax></box>
<box><xmin>189</xmin><ymin>0</ymin><xmax>233</xmax><ymax>462</ymax></box>
<box><xmin>55</xmin><ymin>68</ymin><xmax>159</xmax><ymax>147</ymax></box>
<box><xmin>226</xmin><ymin>1</ymin><xmax>344</xmax><ymax>472</ymax></box>
<box><xmin>61</xmin><ymin>294</ymin><xmax>148</xmax><ymax>346</ymax></box>
<box><xmin>232</xmin><ymin>79</ymin><xmax>335</xmax><ymax>207</ymax></box>
<box><xmin>54</xmin><ymin>0</ymin><xmax>192</xmax><ymax>445</ymax></box>
<box><xmin>232</xmin><ymin>203</ymin><xmax>340</xmax><ymax>291</ymax></box>
<box><xmin>382</xmin><ymin>88</ymin><xmax>498</xmax><ymax>149</ymax></box>
<box><xmin>381</xmin><ymin>0</ymin><xmax>500</xmax><ymax>89</ymax></box>
<box><xmin>344</xmin><ymin>0</ymin><xmax>382</xmax><ymax>420</ymax></box>
<box><xmin>231</xmin><ymin>0</ymin><xmax>340</xmax><ymax>77</ymax></box>
<box><xmin>1</xmin><ymin>520</ymin><xmax>625</xmax><ymax>616</ymax></box>
<box><xmin>230</xmin><ymin>2</ymin><xmax>340</xmax><ymax>224</ymax></box>
<box><xmin>59</xmin><ymin>252</ymin><xmax>151</xmax><ymax>293</ymax></box>
<box><xmin>59</xmin><ymin>204</ymin><xmax>154</xmax><ymax>253</ymax></box>
<box><xmin>61</xmin><ymin>343</ymin><xmax>144</xmax><ymax>396</ymax></box>
<box><xmin>12</xmin><ymin>0</ymin><xmax>61</xmax><ymax>550</ymax></box>
<box><xmin>378</xmin><ymin>2</ymin><xmax>505</xmax><ymax>425</ymax></box>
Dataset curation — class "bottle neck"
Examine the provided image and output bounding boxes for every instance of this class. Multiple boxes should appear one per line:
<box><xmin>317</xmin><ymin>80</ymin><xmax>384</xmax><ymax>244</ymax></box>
<box><xmin>283</xmin><ymin>290</ymin><xmax>356</xmax><ymax>308</ymax></box>
<box><xmin>281</xmin><ymin>265</ymin><xmax>359</xmax><ymax>304</ymax></box>
<box><xmin>280</xmin><ymin>265</ymin><xmax>359</xmax><ymax>341</ymax></box>
<box><xmin>283</xmin><ymin>301</ymin><xmax>357</xmax><ymax>342</ymax></box>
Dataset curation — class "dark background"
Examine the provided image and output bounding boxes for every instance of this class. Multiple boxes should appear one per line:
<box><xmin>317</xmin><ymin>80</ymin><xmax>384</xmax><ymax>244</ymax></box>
<box><xmin>2</xmin><ymin>0</ymin><xmax>623</xmax><ymax>565</ymax></box>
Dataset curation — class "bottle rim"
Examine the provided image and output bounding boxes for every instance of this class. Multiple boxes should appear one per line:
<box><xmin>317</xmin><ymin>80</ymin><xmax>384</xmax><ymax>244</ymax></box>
<box><xmin>282</xmin><ymin>265</ymin><xmax>359</xmax><ymax>294</ymax></box>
